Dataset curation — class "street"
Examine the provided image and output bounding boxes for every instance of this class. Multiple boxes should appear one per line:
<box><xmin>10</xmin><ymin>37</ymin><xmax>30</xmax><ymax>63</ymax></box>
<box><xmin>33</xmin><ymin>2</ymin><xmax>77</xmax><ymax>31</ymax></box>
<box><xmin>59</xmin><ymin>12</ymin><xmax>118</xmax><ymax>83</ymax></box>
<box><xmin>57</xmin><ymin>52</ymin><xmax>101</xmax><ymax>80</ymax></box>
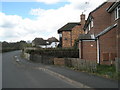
<box><xmin>2</xmin><ymin>51</ymin><xmax>76</xmax><ymax>88</ymax></box>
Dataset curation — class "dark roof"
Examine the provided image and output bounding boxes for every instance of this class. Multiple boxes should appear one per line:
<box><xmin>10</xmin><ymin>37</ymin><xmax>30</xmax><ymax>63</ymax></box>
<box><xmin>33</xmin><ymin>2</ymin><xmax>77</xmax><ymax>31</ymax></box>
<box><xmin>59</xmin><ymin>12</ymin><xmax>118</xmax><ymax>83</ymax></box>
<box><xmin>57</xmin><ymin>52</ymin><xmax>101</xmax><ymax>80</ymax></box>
<box><xmin>79</xmin><ymin>23</ymin><xmax>117</xmax><ymax>40</ymax></box>
<box><xmin>79</xmin><ymin>34</ymin><xmax>96</xmax><ymax>40</ymax></box>
<box><xmin>32</xmin><ymin>38</ymin><xmax>47</xmax><ymax>45</ymax></box>
<box><xmin>96</xmin><ymin>23</ymin><xmax>117</xmax><ymax>37</ymax></box>
<box><xmin>107</xmin><ymin>2</ymin><xmax>120</xmax><ymax>13</ymax></box>
<box><xmin>47</xmin><ymin>37</ymin><xmax>59</xmax><ymax>43</ymax></box>
<box><xmin>58</xmin><ymin>22</ymin><xmax>80</xmax><ymax>33</ymax></box>
<box><xmin>32</xmin><ymin>37</ymin><xmax>59</xmax><ymax>45</ymax></box>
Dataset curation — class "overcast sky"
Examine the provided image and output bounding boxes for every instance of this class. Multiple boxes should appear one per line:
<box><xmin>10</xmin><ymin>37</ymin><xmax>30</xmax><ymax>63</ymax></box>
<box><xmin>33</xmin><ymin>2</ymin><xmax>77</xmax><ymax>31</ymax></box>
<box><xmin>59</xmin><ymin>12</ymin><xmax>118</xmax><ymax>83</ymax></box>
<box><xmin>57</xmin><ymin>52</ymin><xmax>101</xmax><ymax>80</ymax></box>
<box><xmin>0</xmin><ymin>0</ymin><xmax>106</xmax><ymax>42</ymax></box>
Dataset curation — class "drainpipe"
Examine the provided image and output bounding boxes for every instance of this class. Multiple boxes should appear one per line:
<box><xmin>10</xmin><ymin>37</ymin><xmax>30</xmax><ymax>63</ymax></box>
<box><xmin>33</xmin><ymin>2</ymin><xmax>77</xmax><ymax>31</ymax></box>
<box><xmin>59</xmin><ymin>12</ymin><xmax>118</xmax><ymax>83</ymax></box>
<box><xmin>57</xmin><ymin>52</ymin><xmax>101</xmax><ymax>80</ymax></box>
<box><xmin>97</xmin><ymin>38</ymin><xmax>100</xmax><ymax>65</ymax></box>
<box><xmin>79</xmin><ymin>40</ymin><xmax>82</xmax><ymax>59</ymax></box>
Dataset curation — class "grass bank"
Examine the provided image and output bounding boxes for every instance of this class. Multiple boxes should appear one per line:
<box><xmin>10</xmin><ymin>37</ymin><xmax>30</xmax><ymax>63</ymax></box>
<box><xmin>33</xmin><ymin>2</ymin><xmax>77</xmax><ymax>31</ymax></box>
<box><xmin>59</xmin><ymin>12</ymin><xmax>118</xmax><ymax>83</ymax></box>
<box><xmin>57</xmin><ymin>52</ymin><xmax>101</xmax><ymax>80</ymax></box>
<box><xmin>68</xmin><ymin>64</ymin><xmax>120</xmax><ymax>80</ymax></box>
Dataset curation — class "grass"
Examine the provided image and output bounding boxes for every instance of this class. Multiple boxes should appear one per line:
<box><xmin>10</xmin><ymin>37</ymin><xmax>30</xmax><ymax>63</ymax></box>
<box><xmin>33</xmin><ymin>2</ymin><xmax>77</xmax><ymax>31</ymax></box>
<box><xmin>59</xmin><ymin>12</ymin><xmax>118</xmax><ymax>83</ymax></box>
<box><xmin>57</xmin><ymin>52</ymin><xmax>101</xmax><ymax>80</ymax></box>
<box><xmin>67</xmin><ymin>64</ymin><xmax>120</xmax><ymax>80</ymax></box>
<box><xmin>95</xmin><ymin>64</ymin><xmax>120</xmax><ymax>80</ymax></box>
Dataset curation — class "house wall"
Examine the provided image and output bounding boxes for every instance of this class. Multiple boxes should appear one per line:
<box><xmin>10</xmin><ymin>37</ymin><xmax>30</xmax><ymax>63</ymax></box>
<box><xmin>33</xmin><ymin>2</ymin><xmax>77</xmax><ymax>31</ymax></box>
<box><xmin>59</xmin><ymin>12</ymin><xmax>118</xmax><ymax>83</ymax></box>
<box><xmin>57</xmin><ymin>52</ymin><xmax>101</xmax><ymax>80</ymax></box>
<box><xmin>117</xmin><ymin>19</ymin><xmax>120</xmax><ymax>58</ymax></box>
<box><xmin>99</xmin><ymin>27</ymin><xmax>117</xmax><ymax>65</ymax></box>
<box><xmin>62</xmin><ymin>25</ymin><xmax>84</xmax><ymax>48</ymax></box>
<box><xmin>62</xmin><ymin>31</ymin><xmax>72</xmax><ymax>48</ymax></box>
<box><xmin>82</xmin><ymin>41</ymin><xmax>97</xmax><ymax>61</ymax></box>
<box><xmin>110</xmin><ymin>7</ymin><xmax>120</xmax><ymax>59</ymax></box>
<box><xmin>88</xmin><ymin>2</ymin><xmax>112</xmax><ymax>35</ymax></box>
<box><xmin>71</xmin><ymin>25</ymin><xmax>84</xmax><ymax>46</ymax></box>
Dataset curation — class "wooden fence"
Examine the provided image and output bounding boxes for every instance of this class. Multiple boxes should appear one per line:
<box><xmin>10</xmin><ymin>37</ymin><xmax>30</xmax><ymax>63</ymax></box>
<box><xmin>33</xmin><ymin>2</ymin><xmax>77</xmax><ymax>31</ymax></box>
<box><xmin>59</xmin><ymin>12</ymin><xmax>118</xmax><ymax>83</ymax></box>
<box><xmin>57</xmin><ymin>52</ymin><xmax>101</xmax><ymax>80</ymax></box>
<box><xmin>115</xmin><ymin>58</ymin><xmax>120</xmax><ymax>73</ymax></box>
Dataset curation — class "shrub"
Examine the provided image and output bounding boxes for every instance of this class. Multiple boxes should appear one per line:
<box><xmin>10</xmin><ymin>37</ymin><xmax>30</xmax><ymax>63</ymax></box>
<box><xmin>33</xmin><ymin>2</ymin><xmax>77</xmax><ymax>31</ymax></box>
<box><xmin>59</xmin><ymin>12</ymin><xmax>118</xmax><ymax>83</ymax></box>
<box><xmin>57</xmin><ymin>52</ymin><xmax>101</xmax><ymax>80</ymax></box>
<box><xmin>25</xmin><ymin>48</ymin><xmax>79</xmax><ymax>58</ymax></box>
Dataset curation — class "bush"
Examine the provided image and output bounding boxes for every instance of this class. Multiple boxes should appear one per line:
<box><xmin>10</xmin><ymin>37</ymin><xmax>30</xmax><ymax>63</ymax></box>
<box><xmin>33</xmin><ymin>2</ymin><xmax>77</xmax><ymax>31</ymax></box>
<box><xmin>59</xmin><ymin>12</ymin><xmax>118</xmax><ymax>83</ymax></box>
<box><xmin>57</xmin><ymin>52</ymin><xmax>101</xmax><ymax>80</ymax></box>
<box><xmin>25</xmin><ymin>48</ymin><xmax>79</xmax><ymax>58</ymax></box>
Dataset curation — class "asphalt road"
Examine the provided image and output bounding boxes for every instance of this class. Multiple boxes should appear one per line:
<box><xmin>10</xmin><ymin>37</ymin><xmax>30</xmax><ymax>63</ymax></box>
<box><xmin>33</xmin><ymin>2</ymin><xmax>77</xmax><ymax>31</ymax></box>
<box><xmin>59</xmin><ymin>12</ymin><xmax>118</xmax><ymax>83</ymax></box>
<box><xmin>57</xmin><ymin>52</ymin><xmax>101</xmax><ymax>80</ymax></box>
<box><xmin>2</xmin><ymin>50</ymin><xmax>76</xmax><ymax>88</ymax></box>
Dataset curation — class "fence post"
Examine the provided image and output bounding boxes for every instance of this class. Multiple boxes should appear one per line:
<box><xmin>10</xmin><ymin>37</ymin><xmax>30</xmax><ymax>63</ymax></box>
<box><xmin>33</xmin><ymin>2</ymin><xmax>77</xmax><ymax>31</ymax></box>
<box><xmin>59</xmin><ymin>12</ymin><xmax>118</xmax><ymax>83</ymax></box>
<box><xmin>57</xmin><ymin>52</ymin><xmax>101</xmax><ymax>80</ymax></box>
<box><xmin>115</xmin><ymin>58</ymin><xmax>120</xmax><ymax>73</ymax></box>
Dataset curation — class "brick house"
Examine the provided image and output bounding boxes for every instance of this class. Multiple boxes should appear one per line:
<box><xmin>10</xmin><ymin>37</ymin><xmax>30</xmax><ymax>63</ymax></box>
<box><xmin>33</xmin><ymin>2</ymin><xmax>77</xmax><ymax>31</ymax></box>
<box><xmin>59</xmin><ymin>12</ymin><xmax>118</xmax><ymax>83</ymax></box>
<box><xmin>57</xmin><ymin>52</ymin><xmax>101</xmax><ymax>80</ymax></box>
<box><xmin>57</xmin><ymin>14</ymin><xmax>85</xmax><ymax>48</ymax></box>
<box><xmin>79</xmin><ymin>2</ymin><xmax>120</xmax><ymax>65</ymax></box>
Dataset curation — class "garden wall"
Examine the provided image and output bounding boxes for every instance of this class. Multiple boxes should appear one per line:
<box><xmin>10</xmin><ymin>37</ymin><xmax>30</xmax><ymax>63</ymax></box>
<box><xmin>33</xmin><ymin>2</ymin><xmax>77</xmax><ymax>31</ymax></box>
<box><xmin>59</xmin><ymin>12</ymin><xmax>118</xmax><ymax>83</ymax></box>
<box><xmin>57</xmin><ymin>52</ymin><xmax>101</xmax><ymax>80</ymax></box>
<box><xmin>54</xmin><ymin>58</ymin><xmax>97</xmax><ymax>72</ymax></box>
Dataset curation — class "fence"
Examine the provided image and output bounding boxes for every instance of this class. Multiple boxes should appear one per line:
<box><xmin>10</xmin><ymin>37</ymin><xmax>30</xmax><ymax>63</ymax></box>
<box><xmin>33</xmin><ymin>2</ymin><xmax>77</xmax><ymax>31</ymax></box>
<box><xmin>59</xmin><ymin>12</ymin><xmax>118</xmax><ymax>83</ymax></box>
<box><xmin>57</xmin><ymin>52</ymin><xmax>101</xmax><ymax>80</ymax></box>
<box><xmin>115</xmin><ymin>58</ymin><xmax>120</xmax><ymax>73</ymax></box>
<box><xmin>54</xmin><ymin>58</ymin><xmax>97</xmax><ymax>72</ymax></box>
<box><xmin>24</xmin><ymin>52</ymin><xmax>54</xmax><ymax>64</ymax></box>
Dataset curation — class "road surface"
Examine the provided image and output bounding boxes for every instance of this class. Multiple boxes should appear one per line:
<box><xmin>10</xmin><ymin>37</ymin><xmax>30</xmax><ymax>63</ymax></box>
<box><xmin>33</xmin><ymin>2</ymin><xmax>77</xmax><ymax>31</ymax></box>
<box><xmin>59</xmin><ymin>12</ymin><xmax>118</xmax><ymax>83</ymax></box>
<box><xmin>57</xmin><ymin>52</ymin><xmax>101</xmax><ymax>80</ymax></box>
<box><xmin>2</xmin><ymin>50</ymin><xmax>76</xmax><ymax>88</ymax></box>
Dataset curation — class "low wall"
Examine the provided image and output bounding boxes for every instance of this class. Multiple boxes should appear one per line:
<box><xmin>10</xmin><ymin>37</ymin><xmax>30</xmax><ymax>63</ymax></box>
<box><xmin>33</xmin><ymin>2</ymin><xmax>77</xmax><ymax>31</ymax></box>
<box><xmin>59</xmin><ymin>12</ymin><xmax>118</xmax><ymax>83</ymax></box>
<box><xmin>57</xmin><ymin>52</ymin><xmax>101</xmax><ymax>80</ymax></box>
<box><xmin>24</xmin><ymin>52</ymin><xmax>54</xmax><ymax>64</ymax></box>
<box><xmin>24</xmin><ymin>53</ymin><xmax>30</xmax><ymax>60</ymax></box>
<box><xmin>54</xmin><ymin>58</ymin><xmax>97</xmax><ymax>72</ymax></box>
<box><xmin>54</xmin><ymin>58</ymin><xmax>65</xmax><ymax>66</ymax></box>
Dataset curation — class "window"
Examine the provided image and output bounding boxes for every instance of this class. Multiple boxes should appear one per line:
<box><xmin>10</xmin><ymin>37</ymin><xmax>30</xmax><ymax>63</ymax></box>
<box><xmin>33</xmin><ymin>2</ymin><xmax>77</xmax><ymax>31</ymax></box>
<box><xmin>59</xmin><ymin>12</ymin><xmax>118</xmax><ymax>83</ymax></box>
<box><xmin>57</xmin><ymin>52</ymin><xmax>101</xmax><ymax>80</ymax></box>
<box><xmin>115</xmin><ymin>5</ymin><xmax>120</xmax><ymax>20</ymax></box>
<box><xmin>91</xmin><ymin>19</ymin><xmax>94</xmax><ymax>28</ymax></box>
<box><xmin>59</xmin><ymin>33</ymin><xmax>62</xmax><ymax>37</ymax></box>
<box><xmin>118</xmin><ymin>5</ymin><xmax>120</xmax><ymax>18</ymax></box>
<box><xmin>85</xmin><ymin>30</ymin><xmax>88</xmax><ymax>34</ymax></box>
<box><xmin>88</xmin><ymin>23</ymin><xmax>91</xmax><ymax>31</ymax></box>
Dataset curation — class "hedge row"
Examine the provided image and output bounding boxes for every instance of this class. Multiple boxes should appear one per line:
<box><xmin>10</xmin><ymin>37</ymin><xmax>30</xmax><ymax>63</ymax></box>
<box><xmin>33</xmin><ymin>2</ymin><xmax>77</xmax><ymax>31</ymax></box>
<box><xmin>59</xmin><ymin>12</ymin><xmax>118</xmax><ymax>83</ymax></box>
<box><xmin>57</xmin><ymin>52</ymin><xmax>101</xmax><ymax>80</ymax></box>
<box><xmin>25</xmin><ymin>48</ymin><xmax>79</xmax><ymax>58</ymax></box>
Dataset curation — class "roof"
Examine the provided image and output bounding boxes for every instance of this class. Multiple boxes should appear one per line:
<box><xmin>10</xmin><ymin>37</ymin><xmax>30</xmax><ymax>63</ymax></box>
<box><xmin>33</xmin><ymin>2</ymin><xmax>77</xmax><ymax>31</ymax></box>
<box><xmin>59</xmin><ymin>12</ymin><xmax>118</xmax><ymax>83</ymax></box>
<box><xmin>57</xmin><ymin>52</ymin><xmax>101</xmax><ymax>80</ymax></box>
<box><xmin>32</xmin><ymin>37</ymin><xmax>59</xmax><ymax>45</ymax></box>
<box><xmin>96</xmin><ymin>23</ymin><xmax>117</xmax><ymax>37</ymax></box>
<box><xmin>79</xmin><ymin>34</ymin><xmax>96</xmax><ymax>40</ymax></box>
<box><xmin>79</xmin><ymin>23</ymin><xmax>117</xmax><ymax>40</ymax></box>
<box><xmin>107</xmin><ymin>2</ymin><xmax>120</xmax><ymax>13</ymax></box>
<box><xmin>32</xmin><ymin>38</ymin><xmax>47</xmax><ymax>45</ymax></box>
<box><xmin>58</xmin><ymin>22</ymin><xmax>80</xmax><ymax>33</ymax></box>
<box><xmin>47</xmin><ymin>37</ymin><xmax>59</xmax><ymax>44</ymax></box>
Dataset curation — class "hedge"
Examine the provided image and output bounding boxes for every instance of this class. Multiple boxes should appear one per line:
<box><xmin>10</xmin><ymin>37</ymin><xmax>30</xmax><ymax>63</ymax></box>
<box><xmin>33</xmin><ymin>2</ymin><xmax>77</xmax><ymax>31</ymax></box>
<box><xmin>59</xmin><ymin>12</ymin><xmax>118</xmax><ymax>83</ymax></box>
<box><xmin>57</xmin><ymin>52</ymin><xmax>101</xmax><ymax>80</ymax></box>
<box><xmin>25</xmin><ymin>48</ymin><xmax>79</xmax><ymax>58</ymax></box>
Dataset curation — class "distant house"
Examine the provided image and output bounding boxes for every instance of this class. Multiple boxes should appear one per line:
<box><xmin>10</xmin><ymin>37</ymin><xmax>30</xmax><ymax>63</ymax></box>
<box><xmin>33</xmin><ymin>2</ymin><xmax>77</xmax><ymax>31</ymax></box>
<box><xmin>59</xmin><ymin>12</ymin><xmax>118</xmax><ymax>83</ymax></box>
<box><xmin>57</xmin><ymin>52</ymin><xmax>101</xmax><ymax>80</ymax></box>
<box><xmin>79</xmin><ymin>2</ymin><xmax>120</xmax><ymax>65</ymax></box>
<box><xmin>32</xmin><ymin>38</ymin><xmax>47</xmax><ymax>48</ymax></box>
<box><xmin>57</xmin><ymin>14</ymin><xmax>85</xmax><ymax>48</ymax></box>
<box><xmin>47</xmin><ymin>37</ymin><xmax>59</xmax><ymax>48</ymax></box>
<box><xmin>32</xmin><ymin>37</ymin><xmax>59</xmax><ymax>48</ymax></box>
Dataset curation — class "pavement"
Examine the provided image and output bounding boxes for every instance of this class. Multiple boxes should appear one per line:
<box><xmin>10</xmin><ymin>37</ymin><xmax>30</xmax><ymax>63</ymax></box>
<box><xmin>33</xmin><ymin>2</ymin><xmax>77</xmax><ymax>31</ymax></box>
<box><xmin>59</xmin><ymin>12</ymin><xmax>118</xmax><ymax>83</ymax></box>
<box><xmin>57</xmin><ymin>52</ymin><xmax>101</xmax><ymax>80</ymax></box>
<box><xmin>16</xmin><ymin>51</ymin><xmax>120</xmax><ymax>89</ymax></box>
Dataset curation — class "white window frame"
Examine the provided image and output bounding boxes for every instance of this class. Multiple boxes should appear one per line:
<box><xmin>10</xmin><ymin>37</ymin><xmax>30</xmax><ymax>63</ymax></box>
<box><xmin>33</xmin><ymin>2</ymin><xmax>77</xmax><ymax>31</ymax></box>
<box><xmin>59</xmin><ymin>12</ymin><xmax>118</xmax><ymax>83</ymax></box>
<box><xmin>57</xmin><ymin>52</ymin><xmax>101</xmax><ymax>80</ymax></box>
<box><xmin>88</xmin><ymin>23</ymin><xmax>91</xmax><ymax>31</ymax></box>
<box><xmin>91</xmin><ymin>19</ymin><xmax>94</xmax><ymax>28</ymax></box>
<box><xmin>85</xmin><ymin>30</ymin><xmax>88</xmax><ymax>34</ymax></box>
<box><xmin>115</xmin><ymin>5</ymin><xmax>120</xmax><ymax>20</ymax></box>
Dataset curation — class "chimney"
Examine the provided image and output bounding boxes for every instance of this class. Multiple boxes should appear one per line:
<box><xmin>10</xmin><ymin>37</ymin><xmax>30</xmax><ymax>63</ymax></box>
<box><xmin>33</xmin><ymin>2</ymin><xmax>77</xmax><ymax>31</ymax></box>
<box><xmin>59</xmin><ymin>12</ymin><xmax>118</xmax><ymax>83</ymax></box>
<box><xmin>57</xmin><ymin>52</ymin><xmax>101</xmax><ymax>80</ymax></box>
<box><xmin>80</xmin><ymin>14</ymin><xmax>85</xmax><ymax>28</ymax></box>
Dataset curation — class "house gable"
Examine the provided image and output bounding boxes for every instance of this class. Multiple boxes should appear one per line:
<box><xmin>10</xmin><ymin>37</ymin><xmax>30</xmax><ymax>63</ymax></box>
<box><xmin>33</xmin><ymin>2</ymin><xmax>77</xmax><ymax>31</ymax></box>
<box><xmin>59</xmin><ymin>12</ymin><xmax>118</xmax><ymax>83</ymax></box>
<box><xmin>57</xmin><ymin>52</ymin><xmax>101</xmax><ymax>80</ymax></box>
<box><xmin>58</xmin><ymin>23</ymin><xmax>80</xmax><ymax>33</ymax></box>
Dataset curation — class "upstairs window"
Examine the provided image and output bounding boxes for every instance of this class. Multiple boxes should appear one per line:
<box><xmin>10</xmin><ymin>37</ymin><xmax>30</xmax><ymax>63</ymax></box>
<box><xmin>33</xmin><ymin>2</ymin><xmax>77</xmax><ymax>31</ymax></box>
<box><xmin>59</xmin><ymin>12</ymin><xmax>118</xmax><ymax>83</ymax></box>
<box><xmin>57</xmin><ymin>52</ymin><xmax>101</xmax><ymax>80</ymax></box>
<box><xmin>115</xmin><ymin>5</ymin><xmax>120</xmax><ymax>20</ymax></box>
<box><xmin>88</xmin><ymin>23</ymin><xmax>91</xmax><ymax>31</ymax></box>
<box><xmin>91</xmin><ymin>19</ymin><xmax>94</xmax><ymax>28</ymax></box>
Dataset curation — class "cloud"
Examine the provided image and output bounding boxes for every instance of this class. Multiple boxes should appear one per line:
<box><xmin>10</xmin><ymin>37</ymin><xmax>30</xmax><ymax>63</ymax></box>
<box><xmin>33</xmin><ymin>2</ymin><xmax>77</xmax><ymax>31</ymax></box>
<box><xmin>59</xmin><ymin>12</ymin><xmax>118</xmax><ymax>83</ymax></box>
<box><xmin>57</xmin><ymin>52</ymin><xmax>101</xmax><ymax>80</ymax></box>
<box><xmin>35</xmin><ymin>0</ymin><xmax>64</xmax><ymax>4</ymax></box>
<box><xmin>0</xmin><ymin>0</ymin><xmax>105</xmax><ymax>42</ymax></box>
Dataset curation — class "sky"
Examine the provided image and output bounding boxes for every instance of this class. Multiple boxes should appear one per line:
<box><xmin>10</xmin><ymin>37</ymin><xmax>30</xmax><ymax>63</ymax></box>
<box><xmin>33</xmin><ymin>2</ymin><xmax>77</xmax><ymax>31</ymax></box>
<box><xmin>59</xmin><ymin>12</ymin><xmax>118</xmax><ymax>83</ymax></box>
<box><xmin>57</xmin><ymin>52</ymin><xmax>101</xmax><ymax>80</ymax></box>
<box><xmin>0</xmin><ymin>0</ymin><xmax>107</xmax><ymax>42</ymax></box>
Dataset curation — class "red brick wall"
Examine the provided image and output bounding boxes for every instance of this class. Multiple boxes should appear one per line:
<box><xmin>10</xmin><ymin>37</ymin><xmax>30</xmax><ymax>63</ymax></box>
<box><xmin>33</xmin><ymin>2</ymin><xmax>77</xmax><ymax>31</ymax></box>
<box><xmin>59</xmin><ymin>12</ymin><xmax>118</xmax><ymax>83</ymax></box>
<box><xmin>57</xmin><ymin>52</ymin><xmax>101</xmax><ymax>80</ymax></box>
<box><xmin>99</xmin><ymin>27</ymin><xmax>117</xmax><ymax>64</ymax></box>
<box><xmin>62</xmin><ymin>31</ymin><xmax>72</xmax><ymax>48</ymax></box>
<box><xmin>71</xmin><ymin>25</ymin><xmax>84</xmax><ymax>46</ymax></box>
<box><xmin>62</xmin><ymin>25</ymin><xmax>84</xmax><ymax>48</ymax></box>
<box><xmin>88</xmin><ymin>2</ymin><xmax>113</xmax><ymax>35</ymax></box>
<box><xmin>82</xmin><ymin>41</ymin><xmax>97</xmax><ymax>61</ymax></box>
<box><xmin>117</xmin><ymin>19</ymin><xmax>120</xmax><ymax>58</ymax></box>
<box><xmin>54</xmin><ymin>58</ymin><xmax>65</xmax><ymax>66</ymax></box>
